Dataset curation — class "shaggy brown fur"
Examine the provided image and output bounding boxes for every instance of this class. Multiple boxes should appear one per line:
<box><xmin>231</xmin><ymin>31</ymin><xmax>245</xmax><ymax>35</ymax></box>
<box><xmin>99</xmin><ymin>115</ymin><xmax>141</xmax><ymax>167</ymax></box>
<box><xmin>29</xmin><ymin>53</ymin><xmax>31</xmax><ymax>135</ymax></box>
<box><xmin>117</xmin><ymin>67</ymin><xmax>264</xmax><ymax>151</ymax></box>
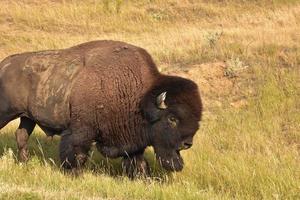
<box><xmin>0</xmin><ymin>40</ymin><xmax>202</xmax><ymax>176</ymax></box>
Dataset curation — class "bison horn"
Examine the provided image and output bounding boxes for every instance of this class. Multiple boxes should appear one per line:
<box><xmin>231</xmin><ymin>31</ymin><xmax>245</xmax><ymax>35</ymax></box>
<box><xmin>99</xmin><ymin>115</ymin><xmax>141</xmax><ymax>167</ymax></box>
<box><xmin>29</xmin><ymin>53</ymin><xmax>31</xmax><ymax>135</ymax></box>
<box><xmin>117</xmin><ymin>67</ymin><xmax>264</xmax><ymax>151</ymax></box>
<box><xmin>157</xmin><ymin>92</ymin><xmax>167</xmax><ymax>109</ymax></box>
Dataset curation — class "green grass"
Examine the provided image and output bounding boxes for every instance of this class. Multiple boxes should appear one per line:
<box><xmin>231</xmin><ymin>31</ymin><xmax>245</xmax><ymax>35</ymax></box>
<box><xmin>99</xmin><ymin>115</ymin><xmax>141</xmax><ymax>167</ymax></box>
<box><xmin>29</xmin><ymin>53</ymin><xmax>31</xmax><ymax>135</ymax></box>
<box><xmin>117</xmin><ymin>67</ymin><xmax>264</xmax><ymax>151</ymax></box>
<box><xmin>0</xmin><ymin>0</ymin><xmax>299</xmax><ymax>199</ymax></box>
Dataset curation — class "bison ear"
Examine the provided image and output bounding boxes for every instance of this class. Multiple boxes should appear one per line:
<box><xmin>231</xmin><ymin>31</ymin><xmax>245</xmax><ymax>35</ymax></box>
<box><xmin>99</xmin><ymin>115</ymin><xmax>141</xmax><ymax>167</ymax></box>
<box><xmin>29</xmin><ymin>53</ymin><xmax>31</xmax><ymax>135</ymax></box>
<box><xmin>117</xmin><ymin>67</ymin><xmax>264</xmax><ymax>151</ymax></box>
<box><xmin>156</xmin><ymin>92</ymin><xmax>167</xmax><ymax>109</ymax></box>
<box><xmin>141</xmin><ymin>91</ymin><xmax>166</xmax><ymax>123</ymax></box>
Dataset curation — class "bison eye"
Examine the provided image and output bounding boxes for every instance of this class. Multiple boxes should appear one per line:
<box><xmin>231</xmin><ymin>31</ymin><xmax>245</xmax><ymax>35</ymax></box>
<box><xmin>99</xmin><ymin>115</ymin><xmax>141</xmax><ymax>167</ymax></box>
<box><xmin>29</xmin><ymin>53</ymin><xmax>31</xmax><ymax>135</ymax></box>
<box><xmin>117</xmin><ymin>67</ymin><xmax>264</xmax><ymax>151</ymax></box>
<box><xmin>168</xmin><ymin>116</ymin><xmax>178</xmax><ymax>128</ymax></box>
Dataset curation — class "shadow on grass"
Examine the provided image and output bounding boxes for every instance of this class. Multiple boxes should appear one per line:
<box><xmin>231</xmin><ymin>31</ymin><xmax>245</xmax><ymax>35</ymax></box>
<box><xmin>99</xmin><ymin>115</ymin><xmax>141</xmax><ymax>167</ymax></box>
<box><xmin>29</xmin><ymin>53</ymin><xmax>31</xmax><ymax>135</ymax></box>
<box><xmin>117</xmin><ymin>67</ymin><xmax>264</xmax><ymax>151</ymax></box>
<box><xmin>0</xmin><ymin>127</ymin><xmax>170</xmax><ymax>181</ymax></box>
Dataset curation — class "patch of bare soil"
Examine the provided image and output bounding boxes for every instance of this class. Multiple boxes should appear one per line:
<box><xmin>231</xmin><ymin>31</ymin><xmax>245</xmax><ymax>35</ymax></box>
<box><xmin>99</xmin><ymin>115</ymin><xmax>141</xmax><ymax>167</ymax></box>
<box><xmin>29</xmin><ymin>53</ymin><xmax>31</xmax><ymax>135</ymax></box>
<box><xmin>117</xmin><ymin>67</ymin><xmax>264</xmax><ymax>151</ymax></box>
<box><xmin>165</xmin><ymin>62</ymin><xmax>253</xmax><ymax>112</ymax></box>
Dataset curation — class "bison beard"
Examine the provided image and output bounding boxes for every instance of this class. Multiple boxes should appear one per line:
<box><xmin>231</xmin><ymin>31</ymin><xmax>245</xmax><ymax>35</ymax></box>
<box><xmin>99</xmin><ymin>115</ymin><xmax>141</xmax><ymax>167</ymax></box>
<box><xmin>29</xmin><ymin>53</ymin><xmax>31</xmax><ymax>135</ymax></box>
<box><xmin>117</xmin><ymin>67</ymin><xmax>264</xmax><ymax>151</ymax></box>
<box><xmin>0</xmin><ymin>40</ymin><xmax>202</xmax><ymax>178</ymax></box>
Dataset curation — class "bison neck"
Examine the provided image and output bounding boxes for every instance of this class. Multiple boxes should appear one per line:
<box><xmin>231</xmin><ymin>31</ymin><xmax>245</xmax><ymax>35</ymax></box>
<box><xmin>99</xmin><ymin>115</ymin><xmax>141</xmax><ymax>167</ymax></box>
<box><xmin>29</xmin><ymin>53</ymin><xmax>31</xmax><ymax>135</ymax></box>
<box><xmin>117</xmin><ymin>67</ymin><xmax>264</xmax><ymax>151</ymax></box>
<box><xmin>68</xmin><ymin>44</ymin><xmax>160</xmax><ymax>158</ymax></box>
<box><xmin>70</xmin><ymin>75</ymin><xmax>152</xmax><ymax>158</ymax></box>
<box><xmin>94</xmin><ymin>111</ymin><xmax>150</xmax><ymax>158</ymax></box>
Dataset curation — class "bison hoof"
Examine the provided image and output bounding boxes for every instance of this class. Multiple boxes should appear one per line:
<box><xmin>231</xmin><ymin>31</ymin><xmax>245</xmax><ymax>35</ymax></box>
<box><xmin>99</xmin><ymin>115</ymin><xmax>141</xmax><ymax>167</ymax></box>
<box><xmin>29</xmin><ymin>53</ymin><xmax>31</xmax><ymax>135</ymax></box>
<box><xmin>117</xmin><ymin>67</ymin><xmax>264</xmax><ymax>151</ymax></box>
<box><xmin>122</xmin><ymin>156</ymin><xmax>150</xmax><ymax>179</ymax></box>
<box><xmin>61</xmin><ymin>166</ymin><xmax>83</xmax><ymax>178</ymax></box>
<box><xmin>19</xmin><ymin>148</ymin><xmax>29</xmax><ymax>162</ymax></box>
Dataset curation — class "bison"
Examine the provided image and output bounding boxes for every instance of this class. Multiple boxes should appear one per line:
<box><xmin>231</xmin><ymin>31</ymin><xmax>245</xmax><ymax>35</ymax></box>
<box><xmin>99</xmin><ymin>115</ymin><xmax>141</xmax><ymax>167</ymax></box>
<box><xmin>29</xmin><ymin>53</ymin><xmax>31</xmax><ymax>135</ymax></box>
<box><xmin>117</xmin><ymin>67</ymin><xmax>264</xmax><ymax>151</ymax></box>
<box><xmin>0</xmin><ymin>40</ymin><xmax>202</xmax><ymax>177</ymax></box>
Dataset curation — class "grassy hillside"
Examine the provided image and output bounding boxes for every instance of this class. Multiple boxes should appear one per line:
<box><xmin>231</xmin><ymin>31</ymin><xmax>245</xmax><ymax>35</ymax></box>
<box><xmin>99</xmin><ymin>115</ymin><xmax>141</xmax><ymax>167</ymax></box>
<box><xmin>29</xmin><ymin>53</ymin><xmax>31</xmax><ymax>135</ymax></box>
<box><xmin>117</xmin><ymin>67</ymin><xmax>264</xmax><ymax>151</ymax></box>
<box><xmin>0</xmin><ymin>0</ymin><xmax>299</xmax><ymax>199</ymax></box>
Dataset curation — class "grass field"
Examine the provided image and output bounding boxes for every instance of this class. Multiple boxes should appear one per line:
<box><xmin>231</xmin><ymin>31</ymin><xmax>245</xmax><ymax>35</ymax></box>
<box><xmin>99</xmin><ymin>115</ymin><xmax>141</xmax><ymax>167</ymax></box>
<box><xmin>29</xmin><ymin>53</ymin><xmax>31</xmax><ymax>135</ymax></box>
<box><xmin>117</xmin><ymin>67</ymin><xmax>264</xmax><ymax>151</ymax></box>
<box><xmin>0</xmin><ymin>0</ymin><xmax>299</xmax><ymax>199</ymax></box>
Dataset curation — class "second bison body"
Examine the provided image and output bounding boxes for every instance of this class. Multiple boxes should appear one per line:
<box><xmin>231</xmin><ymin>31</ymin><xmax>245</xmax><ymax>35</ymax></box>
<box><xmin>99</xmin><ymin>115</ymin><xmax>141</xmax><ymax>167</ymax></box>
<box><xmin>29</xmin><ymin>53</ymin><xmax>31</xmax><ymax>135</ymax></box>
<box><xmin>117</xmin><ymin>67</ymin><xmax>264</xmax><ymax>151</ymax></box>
<box><xmin>0</xmin><ymin>40</ymin><xmax>202</xmax><ymax>176</ymax></box>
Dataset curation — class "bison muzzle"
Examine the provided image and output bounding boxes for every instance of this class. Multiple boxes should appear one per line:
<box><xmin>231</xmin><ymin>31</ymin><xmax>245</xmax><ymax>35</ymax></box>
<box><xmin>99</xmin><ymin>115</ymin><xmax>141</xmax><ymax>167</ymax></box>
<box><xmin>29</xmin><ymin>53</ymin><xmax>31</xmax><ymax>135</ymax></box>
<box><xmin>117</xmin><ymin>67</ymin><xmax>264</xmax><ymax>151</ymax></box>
<box><xmin>0</xmin><ymin>40</ymin><xmax>202</xmax><ymax>177</ymax></box>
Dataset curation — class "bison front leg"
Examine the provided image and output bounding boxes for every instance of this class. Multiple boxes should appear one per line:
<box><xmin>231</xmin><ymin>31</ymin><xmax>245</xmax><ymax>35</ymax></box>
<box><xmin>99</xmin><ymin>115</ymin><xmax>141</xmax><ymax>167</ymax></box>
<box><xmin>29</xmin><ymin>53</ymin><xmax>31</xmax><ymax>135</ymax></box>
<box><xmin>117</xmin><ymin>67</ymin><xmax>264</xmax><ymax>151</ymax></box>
<box><xmin>122</xmin><ymin>153</ymin><xmax>150</xmax><ymax>179</ymax></box>
<box><xmin>59</xmin><ymin>130</ymin><xmax>92</xmax><ymax>173</ymax></box>
<box><xmin>15</xmin><ymin>117</ymin><xmax>36</xmax><ymax>162</ymax></box>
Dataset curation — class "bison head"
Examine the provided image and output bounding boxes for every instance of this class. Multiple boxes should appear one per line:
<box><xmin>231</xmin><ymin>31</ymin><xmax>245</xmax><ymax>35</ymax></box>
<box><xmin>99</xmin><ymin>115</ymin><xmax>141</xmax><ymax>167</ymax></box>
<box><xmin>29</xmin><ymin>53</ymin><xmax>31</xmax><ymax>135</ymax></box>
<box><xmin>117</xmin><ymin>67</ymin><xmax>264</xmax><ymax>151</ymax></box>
<box><xmin>141</xmin><ymin>76</ymin><xmax>202</xmax><ymax>171</ymax></box>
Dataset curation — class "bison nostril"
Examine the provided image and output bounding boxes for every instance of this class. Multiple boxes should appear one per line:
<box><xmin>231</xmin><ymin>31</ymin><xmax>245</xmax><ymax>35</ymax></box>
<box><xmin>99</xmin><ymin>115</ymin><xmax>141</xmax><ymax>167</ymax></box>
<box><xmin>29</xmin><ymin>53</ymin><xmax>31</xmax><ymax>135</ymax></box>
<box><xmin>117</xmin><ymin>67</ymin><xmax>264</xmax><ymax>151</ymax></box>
<box><xmin>183</xmin><ymin>142</ymin><xmax>192</xmax><ymax>149</ymax></box>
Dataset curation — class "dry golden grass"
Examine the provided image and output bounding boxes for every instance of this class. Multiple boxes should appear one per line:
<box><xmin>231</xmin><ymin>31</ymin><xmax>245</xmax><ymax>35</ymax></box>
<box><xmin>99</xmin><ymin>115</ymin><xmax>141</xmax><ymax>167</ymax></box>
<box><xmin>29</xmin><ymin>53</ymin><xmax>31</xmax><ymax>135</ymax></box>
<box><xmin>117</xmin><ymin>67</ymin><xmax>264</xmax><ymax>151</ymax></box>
<box><xmin>0</xmin><ymin>0</ymin><xmax>299</xmax><ymax>199</ymax></box>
